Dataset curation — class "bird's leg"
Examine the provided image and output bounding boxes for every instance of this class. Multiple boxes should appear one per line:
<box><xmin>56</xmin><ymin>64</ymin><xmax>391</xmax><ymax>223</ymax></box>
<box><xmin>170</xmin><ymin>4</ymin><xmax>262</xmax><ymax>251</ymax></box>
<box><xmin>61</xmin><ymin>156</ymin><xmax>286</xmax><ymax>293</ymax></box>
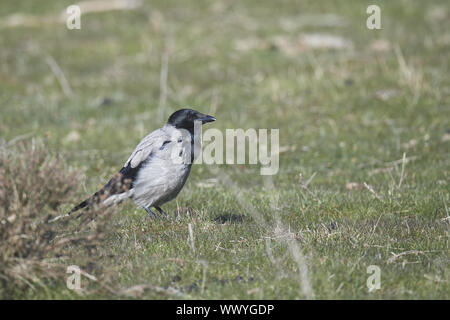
<box><xmin>144</xmin><ymin>206</ymin><xmax>157</xmax><ymax>219</ymax></box>
<box><xmin>155</xmin><ymin>206</ymin><xmax>168</xmax><ymax>219</ymax></box>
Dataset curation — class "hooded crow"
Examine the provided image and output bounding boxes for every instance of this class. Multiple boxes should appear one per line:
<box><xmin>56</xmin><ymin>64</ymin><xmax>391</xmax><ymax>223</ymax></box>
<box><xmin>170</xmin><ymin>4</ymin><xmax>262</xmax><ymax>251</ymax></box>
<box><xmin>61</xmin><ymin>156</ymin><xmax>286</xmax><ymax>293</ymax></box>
<box><xmin>68</xmin><ymin>108</ymin><xmax>216</xmax><ymax>218</ymax></box>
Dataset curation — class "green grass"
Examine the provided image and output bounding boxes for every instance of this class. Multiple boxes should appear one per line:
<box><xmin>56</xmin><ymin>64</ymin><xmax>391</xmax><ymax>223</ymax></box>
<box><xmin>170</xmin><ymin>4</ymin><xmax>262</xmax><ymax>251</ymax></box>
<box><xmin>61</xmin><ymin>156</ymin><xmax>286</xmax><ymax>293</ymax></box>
<box><xmin>0</xmin><ymin>0</ymin><xmax>449</xmax><ymax>299</ymax></box>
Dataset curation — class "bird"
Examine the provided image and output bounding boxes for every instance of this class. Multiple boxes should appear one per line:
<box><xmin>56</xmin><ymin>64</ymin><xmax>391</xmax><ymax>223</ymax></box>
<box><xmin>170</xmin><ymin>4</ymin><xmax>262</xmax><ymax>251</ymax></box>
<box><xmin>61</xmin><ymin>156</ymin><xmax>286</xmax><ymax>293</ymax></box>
<box><xmin>67</xmin><ymin>108</ymin><xmax>216</xmax><ymax>218</ymax></box>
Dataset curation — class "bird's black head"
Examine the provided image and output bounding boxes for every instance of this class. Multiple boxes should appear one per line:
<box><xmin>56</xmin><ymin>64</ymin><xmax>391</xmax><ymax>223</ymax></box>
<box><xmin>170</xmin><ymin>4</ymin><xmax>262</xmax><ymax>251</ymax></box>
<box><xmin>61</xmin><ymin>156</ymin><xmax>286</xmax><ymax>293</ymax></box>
<box><xmin>167</xmin><ymin>109</ymin><xmax>216</xmax><ymax>130</ymax></box>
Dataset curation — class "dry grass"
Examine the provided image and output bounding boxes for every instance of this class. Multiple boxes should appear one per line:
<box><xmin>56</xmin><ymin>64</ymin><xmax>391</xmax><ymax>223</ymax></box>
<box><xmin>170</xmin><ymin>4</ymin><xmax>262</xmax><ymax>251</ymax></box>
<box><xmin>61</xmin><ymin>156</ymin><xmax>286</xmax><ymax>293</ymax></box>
<box><xmin>0</xmin><ymin>139</ymin><xmax>113</xmax><ymax>296</ymax></box>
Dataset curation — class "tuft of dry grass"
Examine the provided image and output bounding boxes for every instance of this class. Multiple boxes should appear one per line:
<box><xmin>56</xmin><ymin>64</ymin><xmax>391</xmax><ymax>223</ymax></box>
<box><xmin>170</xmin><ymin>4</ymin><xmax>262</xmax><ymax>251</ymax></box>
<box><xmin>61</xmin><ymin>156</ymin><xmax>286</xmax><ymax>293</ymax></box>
<box><xmin>0</xmin><ymin>139</ymin><xmax>113</xmax><ymax>296</ymax></box>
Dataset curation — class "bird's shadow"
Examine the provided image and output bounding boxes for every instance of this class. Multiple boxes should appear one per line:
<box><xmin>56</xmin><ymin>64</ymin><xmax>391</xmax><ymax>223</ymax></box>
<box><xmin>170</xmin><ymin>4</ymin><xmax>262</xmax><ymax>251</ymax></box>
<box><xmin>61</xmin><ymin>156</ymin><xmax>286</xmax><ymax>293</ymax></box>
<box><xmin>213</xmin><ymin>212</ymin><xmax>247</xmax><ymax>224</ymax></box>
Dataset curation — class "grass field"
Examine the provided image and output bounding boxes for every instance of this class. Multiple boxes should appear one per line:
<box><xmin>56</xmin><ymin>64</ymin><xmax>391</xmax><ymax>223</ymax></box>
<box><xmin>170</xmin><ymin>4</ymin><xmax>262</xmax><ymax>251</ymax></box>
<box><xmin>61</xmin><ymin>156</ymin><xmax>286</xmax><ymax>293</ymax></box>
<box><xmin>0</xmin><ymin>0</ymin><xmax>449</xmax><ymax>299</ymax></box>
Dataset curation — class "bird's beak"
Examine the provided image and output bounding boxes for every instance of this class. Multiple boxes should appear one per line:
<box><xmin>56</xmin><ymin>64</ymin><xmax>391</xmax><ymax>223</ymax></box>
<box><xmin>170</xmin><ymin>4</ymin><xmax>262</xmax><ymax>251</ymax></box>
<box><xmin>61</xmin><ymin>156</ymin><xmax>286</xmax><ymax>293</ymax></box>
<box><xmin>198</xmin><ymin>114</ymin><xmax>216</xmax><ymax>124</ymax></box>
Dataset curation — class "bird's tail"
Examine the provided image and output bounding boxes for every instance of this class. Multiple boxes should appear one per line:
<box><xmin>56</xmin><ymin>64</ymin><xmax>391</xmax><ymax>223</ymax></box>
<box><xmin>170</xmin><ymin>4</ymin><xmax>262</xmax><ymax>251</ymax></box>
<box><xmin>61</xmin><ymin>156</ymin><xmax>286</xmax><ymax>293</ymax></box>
<box><xmin>68</xmin><ymin>199</ymin><xmax>89</xmax><ymax>215</ymax></box>
<box><xmin>67</xmin><ymin>171</ymin><xmax>129</xmax><ymax>216</ymax></box>
<box><xmin>67</xmin><ymin>189</ymin><xmax>106</xmax><ymax>215</ymax></box>
<box><xmin>48</xmin><ymin>189</ymin><xmax>106</xmax><ymax>223</ymax></box>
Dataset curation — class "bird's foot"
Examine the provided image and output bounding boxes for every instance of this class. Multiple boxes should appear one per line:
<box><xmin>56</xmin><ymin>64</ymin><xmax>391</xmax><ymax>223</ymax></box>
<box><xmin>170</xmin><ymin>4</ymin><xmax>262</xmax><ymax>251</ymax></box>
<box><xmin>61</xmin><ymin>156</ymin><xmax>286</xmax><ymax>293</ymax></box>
<box><xmin>144</xmin><ymin>206</ymin><xmax>170</xmax><ymax>220</ymax></box>
<box><xmin>144</xmin><ymin>207</ymin><xmax>157</xmax><ymax>219</ymax></box>
<box><xmin>155</xmin><ymin>206</ymin><xmax>170</xmax><ymax>220</ymax></box>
